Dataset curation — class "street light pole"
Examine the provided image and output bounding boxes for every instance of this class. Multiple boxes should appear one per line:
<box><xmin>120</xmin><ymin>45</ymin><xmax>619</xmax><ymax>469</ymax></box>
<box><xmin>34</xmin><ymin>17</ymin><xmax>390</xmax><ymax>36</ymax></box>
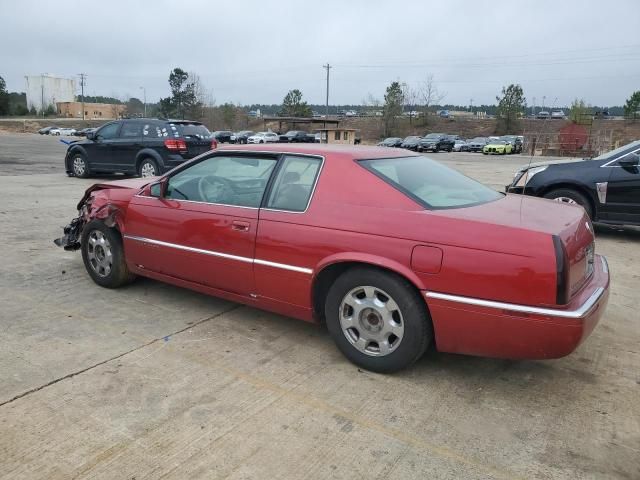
<box><xmin>140</xmin><ymin>86</ymin><xmax>147</xmax><ymax>117</ymax></box>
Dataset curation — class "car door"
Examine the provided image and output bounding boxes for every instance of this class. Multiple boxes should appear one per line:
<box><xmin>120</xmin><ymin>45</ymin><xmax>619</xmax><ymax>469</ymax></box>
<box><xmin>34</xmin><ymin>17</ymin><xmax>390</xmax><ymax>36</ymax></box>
<box><xmin>89</xmin><ymin>122</ymin><xmax>122</xmax><ymax>171</ymax></box>
<box><xmin>111</xmin><ymin>121</ymin><xmax>143</xmax><ymax>172</ymax></box>
<box><xmin>123</xmin><ymin>153</ymin><xmax>279</xmax><ymax>295</ymax></box>
<box><xmin>254</xmin><ymin>154</ymin><xmax>324</xmax><ymax>307</ymax></box>
<box><xmin>604</xmin><ymin>152</ymin><xmax>640</xmax><ymax>224</ymax></box>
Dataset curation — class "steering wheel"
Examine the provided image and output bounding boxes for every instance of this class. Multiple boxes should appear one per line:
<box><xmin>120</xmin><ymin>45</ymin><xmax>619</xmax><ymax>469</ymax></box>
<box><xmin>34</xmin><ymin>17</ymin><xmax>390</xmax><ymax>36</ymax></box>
<box><xmin>197</xmin><ymin>175</ymin><xmax>235</xmax><ymax>203</ymax></box>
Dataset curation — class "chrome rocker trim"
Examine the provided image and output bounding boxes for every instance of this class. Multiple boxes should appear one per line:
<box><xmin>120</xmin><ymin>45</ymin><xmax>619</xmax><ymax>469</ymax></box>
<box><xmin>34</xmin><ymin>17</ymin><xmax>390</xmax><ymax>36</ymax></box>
<box><xmin>124</xmin><ymin>235</ymin><xmax>313</xmax><ymax>274</ymax></box>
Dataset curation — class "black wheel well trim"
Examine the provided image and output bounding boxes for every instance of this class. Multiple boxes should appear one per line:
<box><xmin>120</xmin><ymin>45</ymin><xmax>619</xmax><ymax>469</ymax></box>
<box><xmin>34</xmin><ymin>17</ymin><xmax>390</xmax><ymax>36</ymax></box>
<box><xmin>540</xmin><ymin>182</ymin><xmax>598</xmax><ymax>218</ymax></box>
<box><xmin>135</xmin><ymin>150</ymin><xmax>164</xmax><ymax>171</ymax></box>
<box><xmin>66</xmin><ymin>146</ymin><xmax>87</xmax><ymax>168</ymax></box>
<box><xmin>311</xmin><ymin>260</ymin><xmax>430</xmax><ymax>323</ymax></box>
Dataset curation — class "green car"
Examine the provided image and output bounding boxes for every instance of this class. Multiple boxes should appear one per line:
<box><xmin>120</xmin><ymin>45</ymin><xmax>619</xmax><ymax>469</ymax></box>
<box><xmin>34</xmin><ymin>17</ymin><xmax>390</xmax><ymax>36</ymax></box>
<box><xmin>482</xmin><ymin>140</ymin><xmax>513</xmax><ymax>155</ymax></box>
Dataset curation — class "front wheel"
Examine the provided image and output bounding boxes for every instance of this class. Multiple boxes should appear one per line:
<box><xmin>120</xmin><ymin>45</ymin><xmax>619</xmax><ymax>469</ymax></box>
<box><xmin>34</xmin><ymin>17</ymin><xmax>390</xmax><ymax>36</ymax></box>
<box><xmin>81</xmin><ymin>220</ymin><xmax>136</xmax><ymax>288</ymax></box>
<box><xmin>325</xmin><ymin>267</ymin><xmax>433</xmax><ymax>373</ymax></box>
<box><xmin>543</xmin><ymin>188</ymin><xmax>593</xmax><ymax>218</ymax></box>
<box><xmin>71</xmin><ymin>153</ymin><xmax>89</xmax><ymax>178</ymax></box>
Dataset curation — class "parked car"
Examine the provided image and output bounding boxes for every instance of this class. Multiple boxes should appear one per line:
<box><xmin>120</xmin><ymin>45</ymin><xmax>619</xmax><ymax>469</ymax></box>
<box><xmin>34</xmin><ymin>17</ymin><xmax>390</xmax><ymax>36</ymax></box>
<box><xmin>467</xmin><ymin>137</ymin><xmax>489</xmax><ymax>152</ymax></box>
<box><xmin>279</xmin><ymin>130</ymin><xmax>315</xmax><ymax>143</ymax></box>
<box><xmin>500</xmin><ymin>135</ymin><xmax>523</xmax><ymax>154</ymax></box>
<box><xmin>74</xmin><ymin>127</ymin><xmax>96</xmax><ymax>137</ymax></box>
<box><xmin>377</xmin><ymin>137</ymin><xmax>404</xmax><ymax>147</ymax></box>
<box><xmin>230</xmin><ymin>131</ymin><xmax>254</xmax><ymax>144</ymax></box>
<box><xmin>247</xmin><ymin>132</ymin><xmax>279</xmax><ymax>144</ymax></box>
<box><xmin>212</xmin><ymin>131</ymin><xmax>233</xmax><ymax>143</ymax></box>
<box><xmin>400</xmin><ymin>136</ymin><xmax>422</xmax><ymax>151</ymax></box>
<box><xmin>64</xmin><ymin>118</ymin><xmax>215</xmax><ymax>178</ymax></box>
<box><xmin>50</xmin><ymin>127</ymin><xmax>77</xmax><ymax>136</ymax></box>
<box><xmin>38</xmin><ymin>126</ymin><xmax>59</xmax><ymax>135</ymax></box>
<box><xmin>536</xmin><ymin>111</ymin><xmax>551</xmax><ymax>120</ymax></box>
<box><xmin>551</xmin><ymin>110</ymin><xmax>566</xmax><ymax>119</ymax></box>
<box><xmin>55</xmin><ymin>144</ymin><xmax>609</xmax><ymax>373</ymax></box>
<box><xmin>483</xmin><ymin>140</ymin><xmax>513</xmax><ymax>155</ymax></box>
<box><xmin>506</xmin><ymin>140</ymin><xmax>640</xmax><ymax>225</ymax></box>
<box><xmin>452</xmin><ymin>140</ymin><xmax>469</xmax><ymax>152</ymax></box>
<box><xmin>417</xmin><ymin>133</ymin><xmax>454</xmax><ymax>152</ymax></box>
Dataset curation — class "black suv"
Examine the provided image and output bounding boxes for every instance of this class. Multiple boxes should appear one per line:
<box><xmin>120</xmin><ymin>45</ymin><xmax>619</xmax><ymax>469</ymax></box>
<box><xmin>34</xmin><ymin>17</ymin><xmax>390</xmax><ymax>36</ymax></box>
<box><xmin>506</xmin><ymin>140</ymin><xmax>640</xmax><ymax>225</ymax></box>
<box><xmin>417</xmin><ymin>133</ymin><xmax>455</xmax><ymax>152</ymax></box>
<box><xmin>65</xmin><ymin>119</ymin><xmax>214</xmax><ymax>178</ymax></box>
<box><xmin>279</xmin><ymin>130</ymin><xmax>315</xmax><ymax>143</ymax></box>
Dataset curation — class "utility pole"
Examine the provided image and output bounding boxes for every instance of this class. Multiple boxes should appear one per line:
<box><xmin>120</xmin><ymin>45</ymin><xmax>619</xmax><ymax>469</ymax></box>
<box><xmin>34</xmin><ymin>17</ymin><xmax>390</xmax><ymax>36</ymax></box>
<box><xmin>323</xmin><ymin>63</ymin><xmax>331</xmax><ymax>118</ymax></box>
<box><xmin>469</xmin><ymin>98</ymin><xmax>473</xmax><ymax>114</ymax></box>
<box><xmin>140</xmin><ymin>86</ymin><xmax>147</xmax><ymax>117</ymax></box>
<box><xmin>78</xmin><ymin>73</ymin><xmax>87</xmax><ymax>120</ymax></box>
<box><xmin>41</xmin><ymin>74</ymin><xmax>44</xmax><ymax>118</ymax></box>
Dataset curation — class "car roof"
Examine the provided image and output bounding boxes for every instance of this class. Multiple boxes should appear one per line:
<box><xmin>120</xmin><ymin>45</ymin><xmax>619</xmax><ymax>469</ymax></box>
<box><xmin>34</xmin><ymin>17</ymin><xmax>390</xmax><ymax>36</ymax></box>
<box><xmin>217</xmin><ymin>143</ymin><xmax>416</xmax><ymax>159</ymax></box>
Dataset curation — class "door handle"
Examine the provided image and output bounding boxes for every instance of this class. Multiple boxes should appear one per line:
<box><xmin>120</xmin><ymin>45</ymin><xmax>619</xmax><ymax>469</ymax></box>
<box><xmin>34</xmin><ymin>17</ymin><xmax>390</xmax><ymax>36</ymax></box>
<box><xmin>231</xmin><ymin>221</ymin><xmax>250</xmax><ymax>232</ymax></box>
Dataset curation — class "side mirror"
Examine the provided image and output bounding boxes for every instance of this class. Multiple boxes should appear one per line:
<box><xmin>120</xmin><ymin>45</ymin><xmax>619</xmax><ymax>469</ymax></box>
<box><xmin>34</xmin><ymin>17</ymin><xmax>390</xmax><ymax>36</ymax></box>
<box><xmin>86</xmin><ymin>131</ymin><xmax>95</xmax><ymax>140</ymax></box>
<box><xmin>149</xmin><ymin>179</ymin><xmax>167</xmax><ymax>198</ymax></box>
<box><xmin>619</xmin><ymin>153</ymin><xmax>639</xmax><ymax>167</ymax></box>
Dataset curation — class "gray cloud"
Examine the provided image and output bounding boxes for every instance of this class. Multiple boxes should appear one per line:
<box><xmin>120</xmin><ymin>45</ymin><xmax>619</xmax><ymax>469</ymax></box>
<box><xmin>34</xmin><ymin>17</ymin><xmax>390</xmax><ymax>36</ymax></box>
<box><xmin>1</xmin><ymin>0</ymin><xmax>639</xmax><ymax>106</ymax></box>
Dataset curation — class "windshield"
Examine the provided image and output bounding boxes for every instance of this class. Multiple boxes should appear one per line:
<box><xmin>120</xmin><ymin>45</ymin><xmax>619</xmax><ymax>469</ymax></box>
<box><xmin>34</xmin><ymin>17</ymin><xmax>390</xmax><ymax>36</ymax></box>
<box><xmin>470</xmin><ymin>137</ymin><xmax>486</xmax><ymax>143</ymax></box>
<box><xmin>592</xmin><ymin>140</ymin><xmax>640</xmax><ymax>161</ymax></box>
<box><xmin>404</xmin><ymin>136</ymin><xmax>420</xmax><ymax>142</ymax></box>
<box><xmin>285</xmin><ymin>131</ymin><xmax>297</xmax><ymax>135</ymax></box>
<box><xmin>360</xmin><ymin>156</ymin><xmax>503</xmax><ymax>209</ymax></box>
<box><xmin>423</xmin><ymin>134</ymin><xmax>441</xmax><ymax>140</ymax></box>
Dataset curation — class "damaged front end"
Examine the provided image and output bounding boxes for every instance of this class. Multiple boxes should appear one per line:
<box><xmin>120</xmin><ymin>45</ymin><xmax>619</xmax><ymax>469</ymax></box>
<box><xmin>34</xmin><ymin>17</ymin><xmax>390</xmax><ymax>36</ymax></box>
<box><xmin>54</xmin><ymin>183</ymin><xmax>128</xmax><ymax>251</ymax></box>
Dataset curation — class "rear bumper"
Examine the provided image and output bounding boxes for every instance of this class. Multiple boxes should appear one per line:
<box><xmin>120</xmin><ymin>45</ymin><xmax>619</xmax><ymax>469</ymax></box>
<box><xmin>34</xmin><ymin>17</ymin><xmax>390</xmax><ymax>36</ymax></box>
<box><xmin>425</xmin><ymin>255</ymin><xmax>610</xmax><ymax>359</ymax></box>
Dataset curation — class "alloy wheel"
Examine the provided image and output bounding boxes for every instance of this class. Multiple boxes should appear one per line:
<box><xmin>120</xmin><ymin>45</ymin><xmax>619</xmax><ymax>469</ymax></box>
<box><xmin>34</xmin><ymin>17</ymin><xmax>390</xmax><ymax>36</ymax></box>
<box><xmin>86</xmin><ymin>230</ymin><xmax>113</xmax><ymax>277</ymax></box>
<box><xmin>339</xmin><ymin>286</ymin><xmax>404</xmax><ymax>356</ymax></box>
<box><xmin>140</xmin><ymin>161</ymin><xmax>156</xmax><ymax>178</ymax></box>
<box><xmin>73</xmin><ymin>156</ymin><xmax>86</xmax><ymax>176</ymax></box>
<box><xmin>553</xmin><ymin>196</ymin><xmax>578</xmax><ymax>205</ymax></box>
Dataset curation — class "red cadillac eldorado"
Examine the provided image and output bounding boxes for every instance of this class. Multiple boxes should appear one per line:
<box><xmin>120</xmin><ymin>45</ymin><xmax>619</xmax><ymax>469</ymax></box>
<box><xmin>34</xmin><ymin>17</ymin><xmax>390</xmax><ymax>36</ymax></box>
<box><xmin>55</xmin><ymin>144</ymin><xmax>609</xmax><ymax>372</ymax></box>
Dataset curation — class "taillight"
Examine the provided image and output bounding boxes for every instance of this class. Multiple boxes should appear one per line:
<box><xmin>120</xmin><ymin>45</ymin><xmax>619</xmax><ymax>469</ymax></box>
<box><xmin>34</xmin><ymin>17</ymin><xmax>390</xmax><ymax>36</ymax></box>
<box><xmin>164</xmin><ymin>138</ymin><xmax>187</xmax><ymax>152</ymax></box>
<box><xmin>552</xmin><ymin>235</ymin><xmax>569</xmax><ymax>305</ymax></box>
<box><xmin>211</xmin><ymin>139</ymin><xmax>218</xmax><ymax>150</ymax></box>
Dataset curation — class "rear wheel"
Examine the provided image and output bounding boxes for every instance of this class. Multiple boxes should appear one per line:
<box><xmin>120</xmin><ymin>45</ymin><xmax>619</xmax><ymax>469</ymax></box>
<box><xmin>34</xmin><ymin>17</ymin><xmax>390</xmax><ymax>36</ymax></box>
<box><xmin>71</xmin><ymin>153</ymin><xmax>89</xmax><ymax>178</ymax></box>
<box><xmin>543</xmin><ymin>188</ymin><xmax>592</xmax><ymax>218</ymax></box>
<box><xmin>325</xmin><ymin>267</ymin><xmax>432</xmax><ymax>373</ymax></box>
<box><xmin>81</xmin><ymin>220</ymin><xmax>136</xmax><ymax>288</ymax></box>
<box><xmin>138</xmin><ymin>158</ymin><xmax>159</xmax><ymax>178</ymax></box>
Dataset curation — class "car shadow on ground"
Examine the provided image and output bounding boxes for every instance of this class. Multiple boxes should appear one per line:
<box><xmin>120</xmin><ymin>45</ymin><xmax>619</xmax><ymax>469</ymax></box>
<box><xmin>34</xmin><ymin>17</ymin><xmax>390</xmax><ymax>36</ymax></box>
<box><xmin>594</xmin><ymin>223</ymin><xmax>640</xmax><ymax>240</ymax></box>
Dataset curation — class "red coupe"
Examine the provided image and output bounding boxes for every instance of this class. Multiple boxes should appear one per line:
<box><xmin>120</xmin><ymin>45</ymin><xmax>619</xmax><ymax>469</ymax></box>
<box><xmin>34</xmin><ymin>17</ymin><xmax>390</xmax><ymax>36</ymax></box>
<box><xmin>55</xmin><ymin>144</ymin><xmax>610</xmax><ymax>372</ymax></box>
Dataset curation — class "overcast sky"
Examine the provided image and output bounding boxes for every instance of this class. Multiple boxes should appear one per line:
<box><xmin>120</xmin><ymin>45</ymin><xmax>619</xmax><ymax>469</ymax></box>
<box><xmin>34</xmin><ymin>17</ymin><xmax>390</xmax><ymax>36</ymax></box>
<box><xmin>2</xmin><ymin>0</ymin><xmax>639</xmax><ymax>107</ymax></box>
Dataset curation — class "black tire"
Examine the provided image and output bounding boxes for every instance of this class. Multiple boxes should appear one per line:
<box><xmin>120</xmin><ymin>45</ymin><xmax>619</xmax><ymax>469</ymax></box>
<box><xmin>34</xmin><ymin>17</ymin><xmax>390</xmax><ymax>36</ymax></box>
<box><xmin>81</xmin><ymin>219</ymin><xmax>136</xmax><ymax>288</ymax></box>
<box><xmin>138</xmin><ymin>157</ymin><xmax>159</xmax><ymax>178</ymax></box>
<box><xmin>543</xmin><ymin>188</ymin><xmax>593</xmax><ymax>218</ymax></box>
<box><xmin>324</xmin><ymin>267</ymin><xmax>433</xmax><ymax>373</ymax></box>
<box><xmin>447</xmin><ymin>147</ymin><xmax>452</xmax><ymax>152</ymax></box>
<box><xmin>70</xmin><ymin>152</ymin><xmax>90</xmax><ymax>178</ymax></box>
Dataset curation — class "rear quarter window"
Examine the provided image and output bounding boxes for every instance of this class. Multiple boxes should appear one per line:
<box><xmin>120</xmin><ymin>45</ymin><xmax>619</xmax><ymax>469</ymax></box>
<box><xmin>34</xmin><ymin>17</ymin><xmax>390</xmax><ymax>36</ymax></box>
<box><xmin>360</xmin><ymin>156</ymin><xmax>503</xmax><ymax>209</ymax></box>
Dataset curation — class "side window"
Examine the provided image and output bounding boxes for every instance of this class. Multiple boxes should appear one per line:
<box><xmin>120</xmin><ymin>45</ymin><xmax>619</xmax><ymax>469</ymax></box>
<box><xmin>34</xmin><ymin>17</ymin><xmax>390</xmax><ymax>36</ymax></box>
<box><xmin>166</xmin><ymin>155</ymin><xmax>277</xmax><ymax>208</ymax></box>
<box><xmin>95</xmin><ymin>123</ymin><xmax>120</xmax><ymax>140</ymax></box>
<box><xmin>120</xmin><ymin>122</ymin><xmax>142</xmax><ymax>138</ymax></box>
<box><xmin>142</xmin><ymin>123</ymin><xmax>169</xmax><ymax>139</ymax></box>
<box><xmin>266</xmin><ymin>156</ymin><xmax>322</xmax><ymax>212</ymax></box>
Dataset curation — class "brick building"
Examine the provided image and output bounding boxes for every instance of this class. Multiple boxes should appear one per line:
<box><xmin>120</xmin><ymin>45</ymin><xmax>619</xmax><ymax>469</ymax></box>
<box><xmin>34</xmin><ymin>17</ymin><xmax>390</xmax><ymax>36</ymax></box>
<box><xmin>56</xmin><ymin>101</ymin><xmax>125</xmax><ymax>120</ymax></box>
